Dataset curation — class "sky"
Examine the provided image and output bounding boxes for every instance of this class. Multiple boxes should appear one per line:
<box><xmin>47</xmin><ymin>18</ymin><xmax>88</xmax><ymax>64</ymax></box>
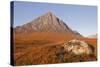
<box><xmin>12</xmin><ymin>1</ymin><xmax>97</xmax><ymax>37</ymax></box>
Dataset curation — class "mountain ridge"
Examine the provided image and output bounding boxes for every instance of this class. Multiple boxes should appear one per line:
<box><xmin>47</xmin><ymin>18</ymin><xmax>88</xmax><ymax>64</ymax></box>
<box><xmin>87</xmin><ymin>34</ymin><xmax>97</xmax><ymax>38</ymax></box>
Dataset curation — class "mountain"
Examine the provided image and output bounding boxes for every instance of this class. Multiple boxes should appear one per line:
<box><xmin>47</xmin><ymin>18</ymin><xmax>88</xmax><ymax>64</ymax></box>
<box><xmin>87</xmin><ymin>34</ymin><xmax>97</xmax><ymax>38</ymax></box>
<box><xmin>14</xmin><ymin>12</ymin><xmax>82</xmax><ymax>37</ymax></box>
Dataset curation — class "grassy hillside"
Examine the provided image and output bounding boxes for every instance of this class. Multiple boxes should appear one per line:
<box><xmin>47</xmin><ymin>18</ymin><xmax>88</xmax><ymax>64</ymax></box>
<box><xmin>13</xmin><ymin>32</ymin><xmax>97</xmax><ymax>66</ymax></box>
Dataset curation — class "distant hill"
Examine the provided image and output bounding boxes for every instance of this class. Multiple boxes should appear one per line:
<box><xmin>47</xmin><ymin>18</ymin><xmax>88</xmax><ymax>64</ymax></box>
<box><xmin>87</xmin><ymin>34</ymin><xmax>97</xmax><ymax>38</ymax></box>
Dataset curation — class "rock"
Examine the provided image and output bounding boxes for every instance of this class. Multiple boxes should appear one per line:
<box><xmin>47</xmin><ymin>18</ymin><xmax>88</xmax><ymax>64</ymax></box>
<box><xmin>63</xmin><ymin>39</ymin><xmax>93</xmax><ymax>55</ymax></box>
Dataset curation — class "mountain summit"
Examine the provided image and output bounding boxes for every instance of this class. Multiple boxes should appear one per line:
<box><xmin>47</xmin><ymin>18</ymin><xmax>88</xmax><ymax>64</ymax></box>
<box><xmin>14</xmin><ymin>12</ymin><xmax>82</xmax><ymax>37</ymax></box>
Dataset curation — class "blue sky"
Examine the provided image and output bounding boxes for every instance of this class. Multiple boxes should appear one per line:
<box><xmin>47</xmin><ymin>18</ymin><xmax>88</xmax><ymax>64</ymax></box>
<box><xmin>12</xmin><ymin>1</ymin><xmax>97</xmax><ymax>36</ymax></box>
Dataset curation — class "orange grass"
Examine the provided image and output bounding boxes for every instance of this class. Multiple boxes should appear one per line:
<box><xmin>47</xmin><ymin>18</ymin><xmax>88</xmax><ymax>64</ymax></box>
<box><xmin>13</xmin><ymin>32</ymin><xmax>97</xmax><ymax>65</ymax></box>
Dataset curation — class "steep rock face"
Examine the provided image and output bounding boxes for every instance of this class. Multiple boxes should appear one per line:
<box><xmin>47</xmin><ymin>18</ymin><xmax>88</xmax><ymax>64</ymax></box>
<box><xmin>63</xmin><ymin>39</ymin><xmax>93</xmax><ymax>55</ymax></box>
<box><xmin>14</xmin><ymin>12</ymin><xmax>82</xmax><ymax>37</ymax></box>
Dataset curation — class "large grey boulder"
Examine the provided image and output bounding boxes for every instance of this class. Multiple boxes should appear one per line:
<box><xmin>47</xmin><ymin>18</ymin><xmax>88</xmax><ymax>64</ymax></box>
<box><xmin>63</xmin><ymin>39</ymin><xmax>93</xmax><ymax>55</ymax></box>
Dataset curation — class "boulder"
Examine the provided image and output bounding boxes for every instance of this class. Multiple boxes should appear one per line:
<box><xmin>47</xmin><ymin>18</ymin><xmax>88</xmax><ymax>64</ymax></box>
<box><xmin>63</xmin><ymin>39</ymin><xmax>93</xmax><ymax>55</ymax></box>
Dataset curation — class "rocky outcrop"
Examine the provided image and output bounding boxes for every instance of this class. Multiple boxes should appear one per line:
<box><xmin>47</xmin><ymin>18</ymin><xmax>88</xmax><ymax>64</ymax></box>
<box><xmin>63</xmin><ymin>39</ymin><xmax>93</xmax><ymax>55</ymax></box>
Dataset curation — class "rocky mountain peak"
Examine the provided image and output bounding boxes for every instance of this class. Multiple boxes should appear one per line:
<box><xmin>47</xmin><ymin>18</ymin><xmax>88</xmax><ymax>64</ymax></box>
<box><xmin>43</xmin><ymin>11</ymin><xmax>55</xmax><ymax>16</ymax></box>
<box><xmin>14</xmin><ymin>12</ymin><xmax>82</xmax><ymax>38</ymax></box>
